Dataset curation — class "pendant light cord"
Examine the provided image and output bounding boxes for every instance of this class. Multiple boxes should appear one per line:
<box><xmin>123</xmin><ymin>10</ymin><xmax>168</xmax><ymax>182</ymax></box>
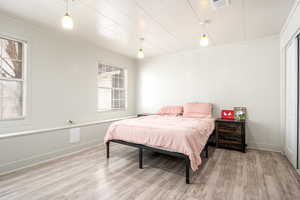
<box><xmin>66</xmin><ymin>0</ymin><xmax>70</xmax><ymax>14</ymax></box>
<box><xmin>186</xmin><ymin>0</ymin><xmax>215</xmax><ymax>45</ymax></box>
<box><xmin>140</xmin><ymin>38</ymin><xmax>144</xmax><ymax>50</ymax></box>
<box><xmin>187</xmin><ymin>0</ymin><xmax>202</xmax><ymax>23</ymax></box>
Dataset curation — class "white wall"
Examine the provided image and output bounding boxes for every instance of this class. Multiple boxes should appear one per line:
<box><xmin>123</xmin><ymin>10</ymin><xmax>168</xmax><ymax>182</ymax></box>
<box><xmin>0</xmin><ymin>11</ymin><xmax>137</xmax><ymax>173</ymax></box>
<box><xmin>137</xmin><ymin>35</ymin><xmax>281</xmax><ymax>152</ymax></box>
<box><xmin>280</xmin><ymin>0</ymin><xmax>300</xmax><ymax>47</ymax></box>
<box><xmin>280</xmin><ymin>0</ymin><xmax>300</xmax><ymax>173</ymax></box>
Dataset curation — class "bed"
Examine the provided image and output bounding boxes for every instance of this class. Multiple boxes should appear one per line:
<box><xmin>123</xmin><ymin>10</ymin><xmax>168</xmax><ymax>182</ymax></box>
<box><xmin>104</xmin><ymin>111</ymin><xmax>215</xmax><ymax>184</ymax></box>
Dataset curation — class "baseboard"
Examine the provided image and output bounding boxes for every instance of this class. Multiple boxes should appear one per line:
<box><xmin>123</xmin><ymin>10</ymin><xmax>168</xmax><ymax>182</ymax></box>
<box><xmin>247</xmin><ymin>142</ymin><xmax>283</xmax><ymax>153</ymax></box>
<box><xmin>0</xmin><ymin>139</ymin><xmax>103</xmax><ymax>176</ymax></box>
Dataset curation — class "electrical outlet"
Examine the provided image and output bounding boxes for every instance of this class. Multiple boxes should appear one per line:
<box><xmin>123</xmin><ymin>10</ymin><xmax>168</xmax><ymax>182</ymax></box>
<box><xmin>70</xmin><ymin>128</ymin><xmax>80</xmax><ymax>143</ymax></box>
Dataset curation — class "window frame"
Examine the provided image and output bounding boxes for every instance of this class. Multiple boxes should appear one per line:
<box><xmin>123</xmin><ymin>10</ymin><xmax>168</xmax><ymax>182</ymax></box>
<box><xmin>97</xmin><ymin>63</ymin><xmax>127</xmax><ymax>112</ymax></box>
<box><xmin>0</xmin><ymin>35</ymin><xmax>27</xmax><ymax>121</ymax></box>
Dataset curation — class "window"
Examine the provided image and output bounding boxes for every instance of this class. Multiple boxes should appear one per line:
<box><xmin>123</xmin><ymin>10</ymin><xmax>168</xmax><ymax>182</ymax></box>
<box><xmin>97</xmin><ymin>63</ymin><xmax>127</xmax><ymax>111</ymax></box>
<box><xmin>0</xmin><ymin>36</ymin><xmax>26</xmax><ymax>120</ymax></box>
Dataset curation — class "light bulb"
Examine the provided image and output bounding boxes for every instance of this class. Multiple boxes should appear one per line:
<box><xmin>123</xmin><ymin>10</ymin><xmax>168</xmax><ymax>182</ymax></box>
<box><xmin>62</xmin><ymin>13</ymin><xmax>74</xmax><ymax>29</ymax></box>
<box><xmin>137</xmin><ymin>49</ymin><xmax>144</xmax><ymax>59</ymax></box>
<box><xmin>200</xmin><ymin>34</ymin><xmax>209</xmax><ymax>47</ymax></box>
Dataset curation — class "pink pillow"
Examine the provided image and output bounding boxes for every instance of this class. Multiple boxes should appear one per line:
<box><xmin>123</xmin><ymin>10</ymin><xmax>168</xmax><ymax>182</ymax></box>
<box><xmin>158</xmin><ymin>106</ymin><xmax>183</xmax><ymax>116</ymax></box>
<box><xmin>183</xmin><ymin>102</ymin><xmax>212</xmax><ymax>118</ymax></box>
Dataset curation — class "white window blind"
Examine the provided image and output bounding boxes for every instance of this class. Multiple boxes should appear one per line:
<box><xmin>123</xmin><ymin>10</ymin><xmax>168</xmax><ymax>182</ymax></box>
<box><xmin>97</xmin><ymin>63</ymin><xmax>127</xmax><ymax>111</ymax></box>
<box><xmin>0</xmin><ymin>37</ymin><xmax>26</xmax><ymax>120</ymax></box>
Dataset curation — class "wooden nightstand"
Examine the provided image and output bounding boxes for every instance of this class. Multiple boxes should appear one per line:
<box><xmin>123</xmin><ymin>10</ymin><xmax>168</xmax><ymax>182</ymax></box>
<box><xmin>215</xmin><ymin>118</ymin><xmax>246</xmax><ymax>152</ymax></box>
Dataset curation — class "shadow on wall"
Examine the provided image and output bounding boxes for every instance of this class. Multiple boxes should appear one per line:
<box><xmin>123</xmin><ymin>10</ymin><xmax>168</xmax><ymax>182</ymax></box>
<box><xmin>244</xmin><ymin>120</ymin><xmax>277</xmax><ymax>151</ymax></box>
<box><xmin>212</xmin><ymin>104</ymin><xmax>220</xmax><ymax>119</ymax></box>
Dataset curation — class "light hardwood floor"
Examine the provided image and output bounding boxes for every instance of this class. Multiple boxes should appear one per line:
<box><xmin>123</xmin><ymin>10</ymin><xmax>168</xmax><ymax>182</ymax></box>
<box><xmin>0</xmin><ymin>144</ymin><xmax>300</xmax><ymax>200</ymax></box>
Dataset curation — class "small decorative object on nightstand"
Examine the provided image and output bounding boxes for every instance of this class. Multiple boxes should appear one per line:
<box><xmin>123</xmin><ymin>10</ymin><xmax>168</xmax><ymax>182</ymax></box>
<box><xmin>221</xmin><ymin>110</ymin><xmax>235</xmax><ymax>120</ymax></box>
<box><xmin>234</xmin><ymin>107</ymin><xmax>247</xmax><ymax>120</ymax></box>
<box><xmin>215</xmin><ymin>118</ymin><xmax>246</xmax><ymax>153</ymax></box>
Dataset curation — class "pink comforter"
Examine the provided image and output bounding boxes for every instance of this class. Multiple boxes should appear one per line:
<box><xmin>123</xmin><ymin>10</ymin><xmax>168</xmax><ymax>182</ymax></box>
<box><xmin>104</xmin><ymin>115</ymin><xmax>215</xmax><ymax>171</ymax></box>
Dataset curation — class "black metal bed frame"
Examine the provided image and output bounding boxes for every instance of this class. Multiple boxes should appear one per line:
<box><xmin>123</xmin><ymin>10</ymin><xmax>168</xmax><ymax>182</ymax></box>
<box><xmin>106</xmin><ymin>133</ymin><xmax>214</xmax><ymax>184</ymax></box>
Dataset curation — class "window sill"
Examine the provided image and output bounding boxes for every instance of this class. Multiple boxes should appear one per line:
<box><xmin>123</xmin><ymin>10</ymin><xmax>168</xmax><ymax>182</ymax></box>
<box><xmin>97</xmin><ymin>108</ymin><xmax>127</xmax><ymax>113</ymax></box>
<box><xmin>0</xmin><ymin>116</ymin><xmax>25</xmax><ymax>122</ymax></box>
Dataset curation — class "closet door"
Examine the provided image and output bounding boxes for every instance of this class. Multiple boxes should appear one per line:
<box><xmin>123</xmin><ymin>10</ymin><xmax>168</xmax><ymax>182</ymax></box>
<box><xmin>285</xmin><ymin>38</ymin><xmax>298</xmax><ymax>169</ymax></box>
<box><xmin>298</xmin><ymin>35</ymin><xmax>300</xmax><ymax>169</ymax></box>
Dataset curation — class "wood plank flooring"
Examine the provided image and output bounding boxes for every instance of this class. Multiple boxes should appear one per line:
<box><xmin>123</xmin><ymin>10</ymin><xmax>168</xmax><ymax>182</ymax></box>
<box><xmin>0</xmin><ymin>144</ymin><xmax>300</xmax><ymax>200</ymax></box>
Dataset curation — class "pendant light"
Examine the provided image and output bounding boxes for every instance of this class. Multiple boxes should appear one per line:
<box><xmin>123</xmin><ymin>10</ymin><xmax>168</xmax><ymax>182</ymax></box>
<box><xmin>187</xmin><ymin>0</ymin><xmax>212</xmax><ymax>47</ymax></box>
<box><xmin>137</xmin><ymin>38</ymin><xmax>145</xmax><ymax>59</ymax></box>
<box><xmin>62</xmin><ymin>0</ymin><xmax>74</xmax><ymax>30</ymax></box>
<box><xmin>137</xmin><ymin>49</ymin><xmax>144</xmax><ymax>59</ymax></box>
<box><xmin>200</xmin><ymin>34</ymin><xmax>209</xmax><ymax>47</ymax></box>
<box><xmin>199</xmin><ymin>20</ymin><xmax>210</xmax><ymax>47</ymax></box>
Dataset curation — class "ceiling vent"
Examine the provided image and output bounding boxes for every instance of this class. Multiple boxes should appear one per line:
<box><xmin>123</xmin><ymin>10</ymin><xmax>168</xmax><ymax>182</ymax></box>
<box><xmin>211</xmin><ymin>0</ymin><xmax>230</xmax><ymax>9</ymax></box>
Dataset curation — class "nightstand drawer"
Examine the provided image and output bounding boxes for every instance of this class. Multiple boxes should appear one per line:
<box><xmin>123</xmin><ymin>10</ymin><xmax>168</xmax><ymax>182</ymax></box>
<box><xmin>217</xmin><ymin>127</ymin><xmax>242</xmax><ymax>135</ymax></box>
<box><xmin>218</xmin><ymin>132</ymin><xmax>241</xmax><ymax>142</ymax></box>
<box><xmin>217</xmin><ymin>122</ymin><xmax>241</xmax><ymax>133</ymax></box>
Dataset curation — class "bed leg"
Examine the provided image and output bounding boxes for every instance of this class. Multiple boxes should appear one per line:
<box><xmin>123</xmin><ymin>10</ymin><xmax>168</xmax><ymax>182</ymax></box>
<box><xmin>139</xmin><ymin>148</ymin><xmax>143</xmax><ymax>169</ymax></box>
<box><xmin>185</xmin><ymin>156</ymin><xmax>190</xmax><ymax>184</ymax></box>
<box><xmin>205</xmin><ymin>144</ymin><xmax>209</xmax><ymax>158</ymax></box>
<box><xmin>106</xmin><ymin>142</ymin><xmax>110</xmax><ymax>158</ymax></box>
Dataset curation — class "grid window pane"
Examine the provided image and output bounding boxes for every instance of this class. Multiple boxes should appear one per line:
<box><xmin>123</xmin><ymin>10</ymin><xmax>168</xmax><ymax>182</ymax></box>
<box><xmin>0</xmin><ymin>59</ymin><xmax>22</xmax><ymax>79</ymax></box>
<box><xmin>120</xmin><ymin>100</ymin><xmax>125</xmax><ymax>109</ymax></box>
<box><xmin>119</xmin><ymin>78</ymin><xmax>124</xmax><ymax>88</ymax></box>
<box><xmin>120</xmin><ymin>90</ymin><xmax>125</xmax><ymax>100</ymax></box>
<box><xmin>98</xmin><ymin>63</ymin><xmax>126</xmax><ymax>111</ymax></box>
<box><xmin>0</xmin><ymin>37</ymin><xmax>25</xmax><ymax>120</ymax></box>
<box><xmin>113</xmin><ymin>89</ymin><xmax>120</xmax><ymax>99</ymax></box>
<box><xmin>98</xmin><ymin>88</ymin><xmax>112</xmax><ymax>111</ymax></box>
<box><xmin>97</xmin><ymin>74</ymin><xmax>112</xmax><ymax>88</ymax></box>
<box><xmin>1</xmin><ymin>39</ymin><xmax>23</xmax><ymax>60</ymax></box>
<box><xmin>112</xmin><ymin>100</ymin><xmax>120</xmax><ymax>109</ymax></box>
<box><xmin>0</xmin><ymin>81</ymin><xmax>23</xmax><ymax>119</ymax></box>
<box><xmin>112</xmin><ymin>75</ymin><xmax>118</xmax><ymax>88</ymax></box>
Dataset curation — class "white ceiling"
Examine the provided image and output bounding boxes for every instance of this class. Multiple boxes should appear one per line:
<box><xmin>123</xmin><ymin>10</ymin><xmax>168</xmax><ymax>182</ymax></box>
<box><xmin>0</xmin><ymin>0</ymin><xmax>295</xmax><ymax>58</ymax></box>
